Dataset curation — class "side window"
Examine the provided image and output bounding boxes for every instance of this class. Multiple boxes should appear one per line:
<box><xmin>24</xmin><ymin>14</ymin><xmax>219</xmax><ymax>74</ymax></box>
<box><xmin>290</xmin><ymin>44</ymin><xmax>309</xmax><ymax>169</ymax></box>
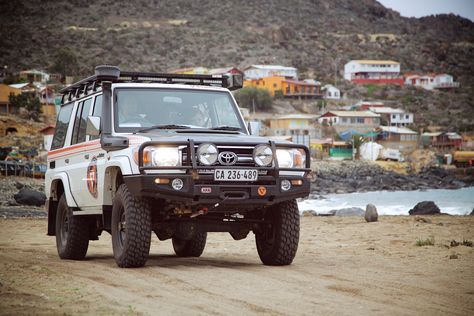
<box><xmin>71</xmin><ymin>98</ymin><xmax>93</xmax><ymax>145</ymax></box>
<box><xmin>77</xmin><ymin>98</ymin><xmax>93</xmax><ymax>143</ymax></box>
<box><xmin>51</xmin><ymin>102</ymin><xmax>74</xmax><ymax>150</ymax></box>
<box><xmin>71</xmin><ymin>101</ymin><xmax>83</xmax><ymax>145</ymax></box>
<box><xmin>90</xmin><ymin>95</ymin><xmax>102</xmax><ymax>140</ymax></box>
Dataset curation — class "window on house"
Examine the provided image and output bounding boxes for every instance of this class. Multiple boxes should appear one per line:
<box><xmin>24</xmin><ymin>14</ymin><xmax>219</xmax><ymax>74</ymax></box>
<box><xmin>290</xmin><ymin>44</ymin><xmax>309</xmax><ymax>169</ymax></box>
<box><xmin>392</xmin><ymin>114</ymin><xmax>396</xmax><ymax>119</ymax></box>
<box><xmin>405</xmin><ymin>114</ymin><xmax>409</xmax><ymax>119</ymax></box>
<box><xmin>342</xmin><ymin>118</ymin><xmax>347</xmax><ymax>123</ymax></box>
<box><xmin>273</xmin><ymin>83</ymin><xmax>277</xmax><ymax>88</ymax></box>
<box><xmin>357</xmin><ymin>118</ymin><xmax>364</xmax><ymax>124</ymax></box>
<box><xmin>350</xmin><ymin>118</ymin><xmax>356</xmax><ymax>124</ymax></box>
<box><xmin>328</xmin><ymin>91</ymin><xmax>332</xmax><ymax>97</ymax></box>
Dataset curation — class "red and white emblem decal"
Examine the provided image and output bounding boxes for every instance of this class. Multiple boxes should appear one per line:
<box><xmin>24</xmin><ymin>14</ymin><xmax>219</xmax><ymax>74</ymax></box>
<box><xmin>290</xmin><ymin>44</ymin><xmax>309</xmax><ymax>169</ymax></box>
<box><xmin>86</xmin><ymin>156</ymin><xmax>98</xmax><ymax>198</ymax></box>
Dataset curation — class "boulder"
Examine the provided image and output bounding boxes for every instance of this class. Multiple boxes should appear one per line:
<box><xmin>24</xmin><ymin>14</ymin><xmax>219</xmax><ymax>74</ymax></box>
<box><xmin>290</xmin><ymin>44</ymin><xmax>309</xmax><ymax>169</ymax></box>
<box><xmin>333</xmin><ymin>207</ymin><xmax>365</xmax><ymax>217</ymax></box>
<box><xmin>365</xmin><ymin>204</ymin><xmax>378</xmax><ymax>222</ymax></box>
<box><xmin>13</xmin><ymin>188</ymin><xmax>46</xmax><ymax>207</ymax></box>
<box><xmin>408</xmin><ymin>201</ymin><xmax>441</xmax><ymax>215</ymax></box>
<box><xmin>301</xmin><ymin>210</ymin><xmax>317</xmax><ymax>217</ymax></box>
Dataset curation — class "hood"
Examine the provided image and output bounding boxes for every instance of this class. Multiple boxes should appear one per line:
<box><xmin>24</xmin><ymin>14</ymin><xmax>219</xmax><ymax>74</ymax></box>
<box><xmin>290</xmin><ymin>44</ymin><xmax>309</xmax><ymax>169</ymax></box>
<box><xmin>132</xmin><ymin>130</ymin><xmax>289</xmax><ymax>145</ymax></box>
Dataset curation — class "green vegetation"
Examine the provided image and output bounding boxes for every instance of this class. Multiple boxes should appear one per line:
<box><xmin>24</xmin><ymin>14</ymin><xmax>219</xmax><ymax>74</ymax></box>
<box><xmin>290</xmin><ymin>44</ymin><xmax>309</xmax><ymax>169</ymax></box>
<box><xmin>49</xmin><ymin>48</ymin><xmax>79</xmax><ymax>78</ymax></box>
<box><xmin>234</xmin><ymin>87</ymin><xmax>273</xmax><ymax>111</ymax></box>
<box><xmin>8</xmin><ymin>93</ymin><xmax>42</xmax><ymax>121</ymax></box>
<box><xmin>416</xmin><ymin>236</ymin><xmax>435</xmax><ymax>247</ymax></box>
<box><xmin>349</xmin><ymin>135</ymin><xmax>367</xmax><ymax>160</ymax></box>
<box><xmin>365</xmin><ymin>84</ymin><xmax>379</xmax><ymax>98</ymax></box>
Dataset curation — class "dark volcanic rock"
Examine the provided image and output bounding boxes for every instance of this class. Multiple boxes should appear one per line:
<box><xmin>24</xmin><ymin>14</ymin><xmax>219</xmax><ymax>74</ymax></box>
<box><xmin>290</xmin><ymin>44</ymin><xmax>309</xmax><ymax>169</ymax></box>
<box><xmin>13</xmin><ymin>188</ymin><xmax>46</xmax><ymax>207</ymax></box>
<box><xmin>409</xmin><ymin>201</ymin><xmax>441</xmax><ymax>215</ymax></box>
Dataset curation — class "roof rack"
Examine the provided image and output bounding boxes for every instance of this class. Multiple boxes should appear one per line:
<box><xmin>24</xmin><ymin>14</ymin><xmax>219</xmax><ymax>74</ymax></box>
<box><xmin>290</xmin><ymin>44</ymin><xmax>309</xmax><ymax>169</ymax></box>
<box><xmin>59</xmin><ymin>65</ymin><xmax>243</xmax><ymax>104</ymax></box>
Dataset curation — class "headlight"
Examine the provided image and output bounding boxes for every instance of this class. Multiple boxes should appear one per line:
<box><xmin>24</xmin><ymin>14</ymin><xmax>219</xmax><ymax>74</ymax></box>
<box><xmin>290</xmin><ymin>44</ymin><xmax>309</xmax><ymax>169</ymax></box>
<box><xmin>133</xmin><ymin>146</ymin><xmax>181</xmax><ymax>167</ymax></box>
<box><xmin>253</xmin><ymin>145</ymin><xmax>273</xmax><ymax>166</ymax></box>
<box><xmin>197</xmin><ymin>143</ymin><xmax>218</xmax><ymax>165</ymax></box>
<box><xmin>276</xmin><ymin>148</ymin><xmax>306</xmax><ymax>168</ymax></box>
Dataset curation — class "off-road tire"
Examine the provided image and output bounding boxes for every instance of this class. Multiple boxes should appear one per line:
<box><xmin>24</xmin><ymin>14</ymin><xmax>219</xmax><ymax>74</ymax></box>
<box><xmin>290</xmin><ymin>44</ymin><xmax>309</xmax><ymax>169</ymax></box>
<box><xmin>55</xmin><ymin>195</ymin><xmax>89</xmax><ymax>260</ymax></box>
<box><xmin>112</xmin><ymin>184</ymin><xmax>152</xmax><ymax>268</ymax></box>
<box><xmin>172</xmin><ymin>232</ymin><xmax>207</xmax><ymax>257</ymax></box>
<box><xmin>255</xmin><ymin>199</ymin><xmax>300</xmax><ymax>265</ymax></box>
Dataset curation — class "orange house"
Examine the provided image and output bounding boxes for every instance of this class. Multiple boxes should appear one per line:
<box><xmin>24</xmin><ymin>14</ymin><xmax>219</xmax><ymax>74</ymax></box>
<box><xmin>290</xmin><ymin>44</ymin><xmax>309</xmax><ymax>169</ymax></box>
<box><xmin>244</xmin><ymin>76</ymin><xmax>321</xmax><ymax>98</ymax></box>
<box><xmin>0</xmin><ymin>84</ymin><xmax>21</xmax><ymax>114</ymax></box>
<box><xmin>243</xmin><ymin>76</ymin><xmax>285</xmax><ymax>96</ymax></box>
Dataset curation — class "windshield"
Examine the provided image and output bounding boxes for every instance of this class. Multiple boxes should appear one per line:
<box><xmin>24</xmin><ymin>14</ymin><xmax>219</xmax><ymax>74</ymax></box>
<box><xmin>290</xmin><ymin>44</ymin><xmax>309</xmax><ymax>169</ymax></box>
<box><xmin>114</xmin><ymin>88</ymin><xmax>245</xmax><ymax>133</ymax></box>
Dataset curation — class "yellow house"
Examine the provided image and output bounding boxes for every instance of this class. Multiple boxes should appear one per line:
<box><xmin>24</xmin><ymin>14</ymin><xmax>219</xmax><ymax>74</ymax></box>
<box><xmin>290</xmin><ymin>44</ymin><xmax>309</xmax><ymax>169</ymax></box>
<box><xmin>244</xmin><ymin>76</ymin><xmax>321</xmax><ymax>98</ymax></box>
<box><xmin>268</xmin><ymin>114</ymin><xmax>318</xmax><ymax>138</ymax></box>
<box><xmin>0</xmin><ymin>84</ymin><xmax>21</xmax><ymax>114</ymax></box>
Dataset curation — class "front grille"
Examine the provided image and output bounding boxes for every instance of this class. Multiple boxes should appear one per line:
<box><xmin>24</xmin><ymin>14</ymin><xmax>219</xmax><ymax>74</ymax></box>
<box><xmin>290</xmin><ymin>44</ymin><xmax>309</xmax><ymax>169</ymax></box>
<box><xmin>181</xmin><ymin>145</ymin><xmax>257</xmax><ymax>167</ymax></box>
<box><xmin>181</xmin><ymin>145</ymin><xmax>275</xmax><ymax>185</ymax></box>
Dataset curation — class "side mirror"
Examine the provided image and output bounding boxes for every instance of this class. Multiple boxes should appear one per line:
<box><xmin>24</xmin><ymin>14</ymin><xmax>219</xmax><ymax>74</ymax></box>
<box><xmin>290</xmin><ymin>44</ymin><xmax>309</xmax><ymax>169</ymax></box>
<box><xmin>86</xmin><ymin>116</ymin><xmax>101</xmax><ymax>136</ymax></box>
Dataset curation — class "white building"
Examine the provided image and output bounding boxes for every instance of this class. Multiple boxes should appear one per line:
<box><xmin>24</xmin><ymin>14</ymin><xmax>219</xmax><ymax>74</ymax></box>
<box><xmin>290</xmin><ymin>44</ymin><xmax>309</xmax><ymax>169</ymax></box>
<box><xmin>405</xmin><ymin>73</ymin><xmax>459</xmax><ymax>90</ymax></box>
<box><xmin>322</xmin><ymin>84</ymin><xmax>341</xmax><ymax>99</ymax></box>
<box><xmin>318</xmin><ymin>110</ymin><xmax>380</xmax><ymax>133</ymax></box>
<box><xmin>368</xmin><ymin>107</ymin><xmax>414</xmax><ymax>126</ymax></box>
<box><xmin>243</xmin><ymin>65</ymin><xmax>297</xmax><ymax>80</ymax></box>
<box><xmin>344</xmin><ymin>60</ymin><xmax>403</xmax><ymax>85</ymax></box>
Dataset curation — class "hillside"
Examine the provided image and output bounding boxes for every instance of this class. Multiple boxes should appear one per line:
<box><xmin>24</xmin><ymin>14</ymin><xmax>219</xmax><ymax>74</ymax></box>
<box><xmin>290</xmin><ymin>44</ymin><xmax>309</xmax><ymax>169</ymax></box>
<box><xmin>1</xmin><ymin>0</ymin><xmax>473</xmax><ymax>129</ymax></box>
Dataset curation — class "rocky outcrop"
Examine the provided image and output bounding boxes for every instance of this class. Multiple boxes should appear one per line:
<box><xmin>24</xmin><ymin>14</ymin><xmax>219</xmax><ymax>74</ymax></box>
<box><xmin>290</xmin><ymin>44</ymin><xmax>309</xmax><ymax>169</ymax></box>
<box><xmin>310</xmin><ymin>161</ymin><xmax>471</xmax><ymax>196</ymax></box>
<box><xmin>409</xmin><ymin>201</ymin><xmax>441</xmax><ymax>215</ymax></box>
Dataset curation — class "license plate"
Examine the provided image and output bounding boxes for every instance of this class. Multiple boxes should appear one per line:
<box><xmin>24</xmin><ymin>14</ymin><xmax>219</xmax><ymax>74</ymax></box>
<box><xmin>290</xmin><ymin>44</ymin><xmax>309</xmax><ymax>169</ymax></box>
<box><xmin>214</xmin><ymin>169</ymin><xmax>258</xmax><ymax>181</ymax></box>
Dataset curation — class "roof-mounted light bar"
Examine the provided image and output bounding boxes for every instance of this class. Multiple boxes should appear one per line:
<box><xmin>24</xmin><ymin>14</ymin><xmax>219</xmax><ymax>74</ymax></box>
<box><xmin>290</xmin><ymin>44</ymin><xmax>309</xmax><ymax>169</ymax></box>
<box><xmin>59</xmin><ymin>65</ymin><xmax>243</xmax><ymax>104</ymax></box>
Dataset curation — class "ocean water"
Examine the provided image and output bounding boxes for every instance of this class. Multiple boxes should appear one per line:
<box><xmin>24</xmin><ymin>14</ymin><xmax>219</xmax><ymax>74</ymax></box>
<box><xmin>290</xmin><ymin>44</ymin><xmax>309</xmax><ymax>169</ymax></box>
<box><xmin>298</xmin><ymin>187</ymin><xmax>474</xmax><ymax>216</ymax></box>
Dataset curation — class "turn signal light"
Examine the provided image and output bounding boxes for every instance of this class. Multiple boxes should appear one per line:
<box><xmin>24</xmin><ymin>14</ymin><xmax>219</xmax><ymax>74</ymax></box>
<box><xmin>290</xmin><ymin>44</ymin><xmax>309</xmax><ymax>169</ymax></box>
<box><xmin>291</xmin><ymin>179</ymin><xmax>303</xmax><ymax>186</ymax></box>
<box><xmin>154</xmin><ymin>178</ymin><xmax>170</xmax><ymax>184</ymax></box>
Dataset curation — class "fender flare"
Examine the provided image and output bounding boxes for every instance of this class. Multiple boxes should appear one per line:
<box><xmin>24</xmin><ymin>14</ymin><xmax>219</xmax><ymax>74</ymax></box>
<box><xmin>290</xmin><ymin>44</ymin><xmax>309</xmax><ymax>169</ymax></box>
<box><xmin>106</xmin><ymin>155</ymin><xmax>134</xmax><ymax>175</ymax></box>
<box><xmin>103</xmin><ymin>156</ymin><xmax>135</xmax><ymax>206</ymax></box>
<box><xmin>50</xmin><ymin>172</ymin><xmax>78</xmax><ymax>207</ymax></box>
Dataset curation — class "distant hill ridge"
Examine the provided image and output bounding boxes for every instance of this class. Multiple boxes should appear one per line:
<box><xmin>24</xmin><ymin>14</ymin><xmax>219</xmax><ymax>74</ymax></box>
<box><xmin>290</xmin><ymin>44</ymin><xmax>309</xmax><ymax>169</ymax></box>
<box><xmin>1</xmin><ymin>0</ymin><xmax>473</xmax><ymax>87</ymax></box>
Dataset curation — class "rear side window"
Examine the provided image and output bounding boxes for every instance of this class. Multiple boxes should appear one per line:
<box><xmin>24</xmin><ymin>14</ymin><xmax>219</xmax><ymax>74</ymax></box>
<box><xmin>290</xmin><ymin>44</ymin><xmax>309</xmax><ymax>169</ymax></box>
<box><xmin>51</xmin><ymin>102</ymin><xmax>74</xmax><ymax>150</ymax></box>
<box><xmin>71</xmin><ymin>98</ymin><xmax>93</xmax><ymax>144</ymax></box>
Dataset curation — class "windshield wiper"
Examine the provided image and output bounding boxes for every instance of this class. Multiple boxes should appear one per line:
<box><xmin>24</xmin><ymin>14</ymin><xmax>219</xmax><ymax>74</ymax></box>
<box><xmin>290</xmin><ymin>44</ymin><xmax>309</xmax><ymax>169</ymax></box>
<box><xmin>135</xmin><ymin>124</ymin><xmax>191</xmax><ymax>133</ymax></box>
<box><xmin>209</xmin><ymin>125</ymin><xmax>242</xmax><ymax>131</ymax></box>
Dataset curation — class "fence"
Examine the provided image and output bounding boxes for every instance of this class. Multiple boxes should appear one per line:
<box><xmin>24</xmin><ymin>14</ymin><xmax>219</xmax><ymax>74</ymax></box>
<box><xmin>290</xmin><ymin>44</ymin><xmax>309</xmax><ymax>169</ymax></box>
<box><xmin>0</xmin><ymin>160</ymin><xmax>46</xmax><ymax>178</ymax></box>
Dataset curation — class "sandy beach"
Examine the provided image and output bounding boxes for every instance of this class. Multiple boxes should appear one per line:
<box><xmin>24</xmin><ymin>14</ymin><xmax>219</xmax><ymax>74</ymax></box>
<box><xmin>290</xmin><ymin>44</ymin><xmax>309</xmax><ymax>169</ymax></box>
<box><xmin>0</xmin><ymin>216</ymin><xmax>473</xmax><ymax>315</ymax></box>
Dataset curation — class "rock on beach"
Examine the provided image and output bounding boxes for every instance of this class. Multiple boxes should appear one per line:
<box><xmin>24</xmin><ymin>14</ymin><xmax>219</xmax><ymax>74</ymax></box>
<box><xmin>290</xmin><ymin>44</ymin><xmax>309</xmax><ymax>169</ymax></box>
<box><xmin>409</xmin><ymin>201</ymin><xmax>441</xmax><ymax>215</ymax></box>
<box><xmin>365</xmin><ymin>204</ymin><xmax>378</xmax><ymax>222</ymax></box>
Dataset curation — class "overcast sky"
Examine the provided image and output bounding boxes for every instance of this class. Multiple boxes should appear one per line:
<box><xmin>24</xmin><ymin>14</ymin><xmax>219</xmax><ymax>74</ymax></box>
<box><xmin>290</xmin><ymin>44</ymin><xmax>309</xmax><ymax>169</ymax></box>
<box><xmin>377</xmin><ymin>0</ymin><xmax>474</xmax><ymax>21</ymax></box>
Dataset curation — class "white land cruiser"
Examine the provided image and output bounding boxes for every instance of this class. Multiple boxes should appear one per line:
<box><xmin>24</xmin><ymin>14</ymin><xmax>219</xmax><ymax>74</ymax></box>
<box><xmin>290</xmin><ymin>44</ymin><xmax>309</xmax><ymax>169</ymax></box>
<box><xmin>45</xmin><ymin>66</ymin><xmax>311</xmax><ymax>268</ymax></box>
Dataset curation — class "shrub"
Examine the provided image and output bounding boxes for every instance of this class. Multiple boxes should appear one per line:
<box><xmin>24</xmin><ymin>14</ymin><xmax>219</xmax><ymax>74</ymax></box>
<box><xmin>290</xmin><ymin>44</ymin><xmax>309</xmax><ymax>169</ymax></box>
<box><xmin>416</xmin><ymin>236</ymin><xmax>435</xmax><ymax>247</ymax></box>
<box><xmin>234</xmin><ymin>87</ymin><xmax>272</xmax><ymax>111</ymax></box>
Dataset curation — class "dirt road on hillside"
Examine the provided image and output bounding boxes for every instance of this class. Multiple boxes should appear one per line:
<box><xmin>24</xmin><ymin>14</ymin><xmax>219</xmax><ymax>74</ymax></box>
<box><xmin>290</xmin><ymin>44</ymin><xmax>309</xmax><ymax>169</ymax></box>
<box><xmin>1</xmin><ymin>216</ymin><xmax>473</xmax><ymax>315</ymax></box>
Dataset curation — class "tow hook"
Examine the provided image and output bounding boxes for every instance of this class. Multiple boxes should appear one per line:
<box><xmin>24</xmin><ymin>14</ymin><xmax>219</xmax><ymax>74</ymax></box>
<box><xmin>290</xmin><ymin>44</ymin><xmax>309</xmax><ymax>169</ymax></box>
<box><xmin>190</xmin><ymin>207</ymin><xmax>208</xmax><ymax>218</ymax></box>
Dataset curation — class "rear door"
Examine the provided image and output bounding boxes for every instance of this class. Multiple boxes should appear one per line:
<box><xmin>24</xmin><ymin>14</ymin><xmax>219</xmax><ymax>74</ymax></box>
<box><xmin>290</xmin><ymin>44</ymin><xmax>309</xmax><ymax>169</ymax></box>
<box><xmin>67</xmin><ymin>95</ymin><xmax>104</xmax><ymax>212</ymax></box>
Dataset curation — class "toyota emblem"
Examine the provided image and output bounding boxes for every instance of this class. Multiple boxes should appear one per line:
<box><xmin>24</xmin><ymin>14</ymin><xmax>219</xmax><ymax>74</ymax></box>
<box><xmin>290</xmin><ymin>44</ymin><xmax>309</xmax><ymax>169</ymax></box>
<box><xmin>218</xmin><ymin>151</ymin><xmax>238</xmax><ymax>165</ymax></box>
